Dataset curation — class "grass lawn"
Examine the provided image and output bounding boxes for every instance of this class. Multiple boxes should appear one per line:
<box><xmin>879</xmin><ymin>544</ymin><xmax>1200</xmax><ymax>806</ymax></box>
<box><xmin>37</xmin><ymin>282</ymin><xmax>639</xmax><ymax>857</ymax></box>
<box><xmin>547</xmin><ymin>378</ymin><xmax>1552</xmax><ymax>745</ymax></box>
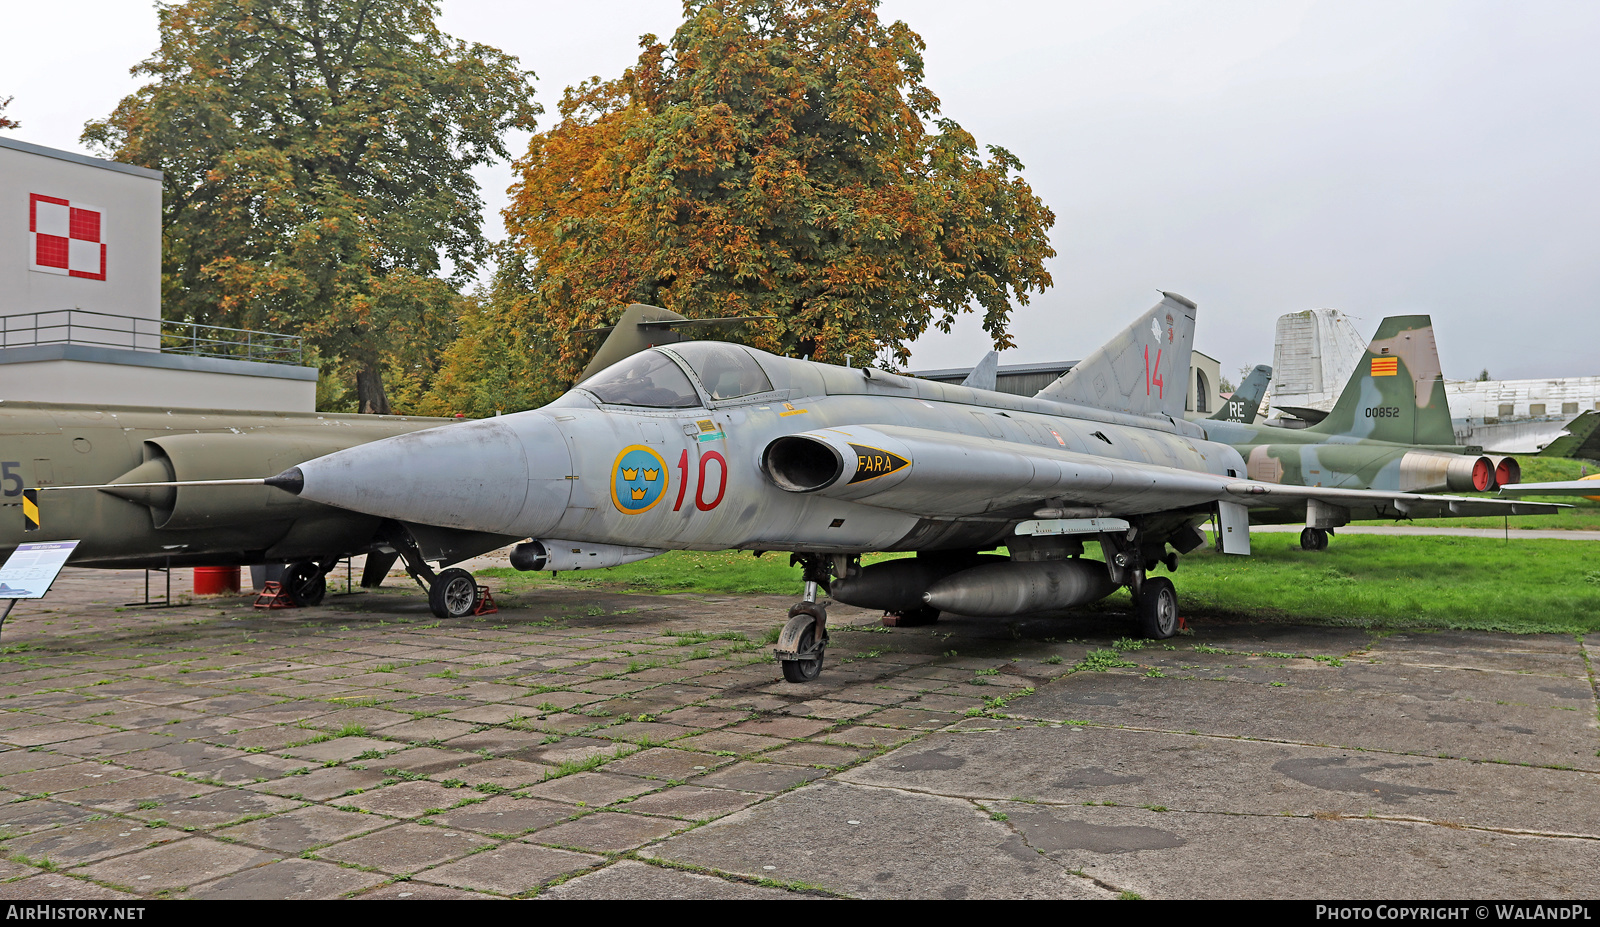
<box><xmin>1169</xmin><ymin>534</ymin><xmax>1599</xmax><ymax>633</ymax></box>
<box><xmin>477</xmin><ymin>533</ymin><xmax>1600</xmax><ymax>635</ymax></box>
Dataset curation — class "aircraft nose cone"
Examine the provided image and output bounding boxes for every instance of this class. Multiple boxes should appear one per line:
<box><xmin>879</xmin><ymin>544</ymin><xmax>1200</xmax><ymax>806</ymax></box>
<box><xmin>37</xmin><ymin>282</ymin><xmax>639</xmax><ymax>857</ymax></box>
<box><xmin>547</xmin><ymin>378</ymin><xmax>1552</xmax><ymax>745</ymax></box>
<box><xmin>293</xmin><ymin>416</ymin><xmax>557</xmax><ymax>534</ymax></box>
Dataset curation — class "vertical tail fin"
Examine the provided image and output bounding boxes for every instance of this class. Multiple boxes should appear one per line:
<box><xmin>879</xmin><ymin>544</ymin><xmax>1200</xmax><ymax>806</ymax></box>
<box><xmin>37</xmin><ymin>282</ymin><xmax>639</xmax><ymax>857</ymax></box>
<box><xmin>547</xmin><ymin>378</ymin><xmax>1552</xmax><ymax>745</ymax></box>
<box><xmin>1035</xmin><ymin>291</ymin><xmax>1197</xmax><ymax>419</ymax></box>
<box><xmin>1307</xmin><ymin>315</ymin><xmax>1453</xmax><ymax>445</ymax></box>
<box><xmin>576</xmin><ymin>304</ymin><xmax>688</xmax><ymax>384</ymax></box>
<box><xmin>1210</xmin><ymin>364</ymin><xmax>1272</xmax><ymax>423</ymax></box>
<box><xmin>960</xmin><ymin>351</ymin><xmax>1000</xmax><ymax>391</ymax></box>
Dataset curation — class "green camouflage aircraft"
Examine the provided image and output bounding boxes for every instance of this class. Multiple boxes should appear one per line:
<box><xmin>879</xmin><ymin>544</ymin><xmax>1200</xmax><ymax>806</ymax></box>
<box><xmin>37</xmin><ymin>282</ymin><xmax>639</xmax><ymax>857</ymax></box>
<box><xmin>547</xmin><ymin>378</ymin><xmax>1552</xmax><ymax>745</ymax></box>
<box><xmin>0</xmin><ymin>403</ymin><xmax>521</xmax><ymax>609</ymax></box>
<box><xmin>1199</xmin><ymin>315</ymin><xmax>1526</xmax><ymax>549</ymax></box>
<box><xmin>1538</xmin><ymin>410</ymin><xmax>1600</xmax><ymax>462</ymax></box>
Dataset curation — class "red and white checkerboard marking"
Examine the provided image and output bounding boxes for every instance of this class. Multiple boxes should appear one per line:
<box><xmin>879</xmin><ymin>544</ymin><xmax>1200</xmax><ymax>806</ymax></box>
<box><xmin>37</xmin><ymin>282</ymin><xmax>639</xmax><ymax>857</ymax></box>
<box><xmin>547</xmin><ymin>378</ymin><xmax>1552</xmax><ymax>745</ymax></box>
<box><xmin>29</xmin><ymin>194</ymin><xmax>105</xmax><ymax>281</ymax></box>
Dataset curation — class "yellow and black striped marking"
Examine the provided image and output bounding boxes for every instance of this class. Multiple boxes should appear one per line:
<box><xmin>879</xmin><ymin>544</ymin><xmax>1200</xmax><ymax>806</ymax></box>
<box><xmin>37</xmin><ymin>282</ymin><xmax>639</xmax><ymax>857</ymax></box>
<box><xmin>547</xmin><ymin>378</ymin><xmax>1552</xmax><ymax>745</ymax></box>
<box><xmin>22</xmin><ymin>489</ymin><xmax>39</xmax><ymax>532</ymax></box>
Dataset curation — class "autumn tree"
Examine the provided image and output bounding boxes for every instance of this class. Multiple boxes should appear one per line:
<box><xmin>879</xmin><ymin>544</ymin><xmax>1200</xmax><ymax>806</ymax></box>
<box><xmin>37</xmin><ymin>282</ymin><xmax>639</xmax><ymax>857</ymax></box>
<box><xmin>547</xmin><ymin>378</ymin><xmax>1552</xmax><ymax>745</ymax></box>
<box><xmin>432</xmin><ymin>0</ymin><xmax>1055</xmax><ymax>403</ymax></box>
<box><xmin>82</xmin><ymin>0</ymin><xmax>538</xmax><ymax>413</ymax></box>
<box><xmin>0</xmin><ymin>96</ymin><xmax>18</xmax><ymax>130</ymax></box>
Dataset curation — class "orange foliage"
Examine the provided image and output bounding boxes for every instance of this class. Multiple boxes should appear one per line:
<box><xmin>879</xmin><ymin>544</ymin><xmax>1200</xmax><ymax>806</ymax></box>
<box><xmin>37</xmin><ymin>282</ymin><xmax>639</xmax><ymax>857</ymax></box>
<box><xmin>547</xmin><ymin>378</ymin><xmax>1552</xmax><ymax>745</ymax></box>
<box><xmin>475</xmin><ymin>0</ymin><xmax>1055</xmax><ymax>392</ymax></box>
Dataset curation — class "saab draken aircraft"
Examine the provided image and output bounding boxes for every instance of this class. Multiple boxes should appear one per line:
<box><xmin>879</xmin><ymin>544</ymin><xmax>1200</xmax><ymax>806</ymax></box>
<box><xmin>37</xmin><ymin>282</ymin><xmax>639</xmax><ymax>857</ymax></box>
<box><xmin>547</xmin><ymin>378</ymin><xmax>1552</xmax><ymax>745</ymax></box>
<box><xmin>238</xmin><ymin>294</ymin><xmax>1557</xmax><ymax>682</ymax></box>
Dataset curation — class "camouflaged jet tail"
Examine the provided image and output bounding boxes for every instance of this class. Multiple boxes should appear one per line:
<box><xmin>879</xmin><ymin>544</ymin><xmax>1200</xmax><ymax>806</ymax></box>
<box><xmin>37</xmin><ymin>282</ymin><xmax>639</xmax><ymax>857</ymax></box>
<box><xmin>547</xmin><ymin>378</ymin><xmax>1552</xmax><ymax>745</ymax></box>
<box><xmin>1036</xmin><ymin>292</ymin><xmax>1197</xmax><ymax>420</ymax></box>
<box><xmin>1538</xmin><ymin>410</ymin><xmax>1600</xmax><ymax>461</ymax></box>
<box><xmin>1306</xmin><ymin>315</ymin><xmax>1455</xmax><ymax>446</ymax></box>
<box><xmin>1209</xmin><ymin>364</ymin><xmax>1272</xmax><ymax>423</ymax></box>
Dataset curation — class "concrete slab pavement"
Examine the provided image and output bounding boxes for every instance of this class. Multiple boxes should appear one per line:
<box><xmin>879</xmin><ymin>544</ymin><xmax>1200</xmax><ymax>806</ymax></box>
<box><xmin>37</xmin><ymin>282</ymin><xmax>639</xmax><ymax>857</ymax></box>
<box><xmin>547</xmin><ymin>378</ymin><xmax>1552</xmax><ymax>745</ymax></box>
<box><xmin>0</xmin><ymin>565</ymin><xmax>1594</xmax><ymax>899</ymax></box>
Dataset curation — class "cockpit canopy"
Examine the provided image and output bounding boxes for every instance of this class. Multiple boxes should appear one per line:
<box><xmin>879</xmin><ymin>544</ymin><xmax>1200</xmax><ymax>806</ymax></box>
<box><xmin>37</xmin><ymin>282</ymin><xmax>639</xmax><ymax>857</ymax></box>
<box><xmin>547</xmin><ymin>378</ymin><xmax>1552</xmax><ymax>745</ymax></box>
<box><xmin>579</xmin><ymin>350</ymin><xmax>701</xmax><ymax>408</ymax></box>
<box><xmin>672</xmin><ymin>342</ymin><xmax>774</xmax><ymax>400</ymax></box>
<box><xmin>579</xmin><ymin>343</ymin><xmax>777</xmax><ymax>408</ymax></box>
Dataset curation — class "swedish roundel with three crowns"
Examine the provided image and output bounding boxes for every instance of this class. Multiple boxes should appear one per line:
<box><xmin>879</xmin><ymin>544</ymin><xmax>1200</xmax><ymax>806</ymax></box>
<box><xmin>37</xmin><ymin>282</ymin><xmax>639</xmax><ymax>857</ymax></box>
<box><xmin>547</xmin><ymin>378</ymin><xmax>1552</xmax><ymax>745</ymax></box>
<box><xmin>611</xmin><ymin>445</ymin><xmax>670</xmax><ymax>513</ymax></box>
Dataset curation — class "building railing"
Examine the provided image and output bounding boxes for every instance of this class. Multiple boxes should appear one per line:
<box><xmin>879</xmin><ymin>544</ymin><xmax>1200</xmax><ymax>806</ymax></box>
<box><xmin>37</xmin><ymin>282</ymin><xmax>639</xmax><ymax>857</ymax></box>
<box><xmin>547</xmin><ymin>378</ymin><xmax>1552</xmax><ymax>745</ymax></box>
<box><xmin>0</xmin><ymin>309</ymin><xmax>303</xmax><ymax>366</ymax></box>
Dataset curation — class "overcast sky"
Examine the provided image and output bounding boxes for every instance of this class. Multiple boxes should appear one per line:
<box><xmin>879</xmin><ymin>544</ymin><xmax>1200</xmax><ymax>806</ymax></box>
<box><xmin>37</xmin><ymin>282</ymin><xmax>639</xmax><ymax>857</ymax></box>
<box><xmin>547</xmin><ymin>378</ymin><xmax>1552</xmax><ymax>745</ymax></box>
<box><xmin>5</xmin><ymin>1</ymin><xmax>1597</xmax><ymax>382</ymax></box>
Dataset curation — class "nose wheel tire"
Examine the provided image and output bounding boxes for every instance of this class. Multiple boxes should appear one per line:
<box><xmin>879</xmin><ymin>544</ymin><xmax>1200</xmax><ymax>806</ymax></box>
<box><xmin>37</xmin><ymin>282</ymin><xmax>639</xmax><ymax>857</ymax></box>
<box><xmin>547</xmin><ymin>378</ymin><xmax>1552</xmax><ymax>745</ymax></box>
<box><xmin>777</xmin><ymin>604</ymin><xmax>827</xmax><ymax>683</ymax></box>
<box><xmin>1136</xmin><ymin>576</ymin><xmax>1180</xmax><ymax>639</ymax></box>
<box><xmin>1300</xmin><ymin>527</ymin><xmax>1330</xmax><ymax>551</ymax></box>
<box><xmin>285</xmin><ymin>560</ymin><xmax>326</xmax><ymax>607</ymax></box>
<box><xmin>429</xmin><ymin>568</ymin><xmax>480</xmax><ymax>620</ymax></box>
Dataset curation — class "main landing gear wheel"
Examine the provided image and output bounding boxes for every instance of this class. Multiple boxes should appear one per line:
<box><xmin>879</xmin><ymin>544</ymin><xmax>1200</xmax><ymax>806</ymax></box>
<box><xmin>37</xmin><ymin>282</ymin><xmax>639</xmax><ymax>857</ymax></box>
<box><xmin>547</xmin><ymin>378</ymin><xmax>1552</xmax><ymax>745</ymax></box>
<box><xmin>1300</xmin><ymin>527</ymin><xmax>1330</xmax><ymax>551</ymax></box>
<box><xmin>284</xmin><ymin>560</ymin><xmax>326</xmax><ymax>607</ymax></box>
<box><xmin>778</xmin><ymin>602</ymin><xmax>827</xmax><ymax>683</ymax></box>
<box><xmin>429</xmin><ymin>568</ymin><xmax>480</xmax><ymax>620</ymax></box>
<box><xmin>1136</xmin><ymin>576</ymin><xmax>1180</xmax><ymax>640</ymax></box>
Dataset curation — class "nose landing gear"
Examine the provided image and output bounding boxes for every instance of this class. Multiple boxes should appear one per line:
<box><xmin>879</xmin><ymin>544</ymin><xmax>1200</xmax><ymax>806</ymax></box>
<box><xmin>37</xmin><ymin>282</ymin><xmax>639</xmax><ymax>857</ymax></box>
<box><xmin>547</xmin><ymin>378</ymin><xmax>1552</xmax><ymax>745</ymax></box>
<box><xmin>428</xmin><ymin>567</ymin><xmax>483</xmax><ymax>620</ymax></box>
<box><xmin>777</xmin><ymin>601</ymin><xmax>828</xmax><ymax>683</ymax></box>
<box><xmin>379</xmin><ymin>525</ymin><xmax>484</xmax><ymax>620</ymax></box>
<box><xmin>775</xmin><ymin>554</ymin><xmax>833</xmax><ymax>683</ymax></box>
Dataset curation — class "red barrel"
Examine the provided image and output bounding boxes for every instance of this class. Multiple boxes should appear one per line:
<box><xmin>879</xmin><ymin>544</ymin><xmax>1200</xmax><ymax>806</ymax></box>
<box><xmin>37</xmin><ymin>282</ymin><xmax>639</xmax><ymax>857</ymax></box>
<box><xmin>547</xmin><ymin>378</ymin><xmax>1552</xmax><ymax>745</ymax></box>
<box><xmin>193</xmin><ymin>566</ymin><xmax>241</xmax><ymax>595</ymax></box>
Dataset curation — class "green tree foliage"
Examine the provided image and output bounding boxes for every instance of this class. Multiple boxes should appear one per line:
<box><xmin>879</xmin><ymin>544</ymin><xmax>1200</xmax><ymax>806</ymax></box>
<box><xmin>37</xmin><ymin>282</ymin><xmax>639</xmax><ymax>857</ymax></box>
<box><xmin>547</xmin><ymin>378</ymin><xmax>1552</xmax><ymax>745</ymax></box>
<box><xmin>82</xmin><ymin>0</ymin><xmax>538</xmax><ymax>413</ymax></box>
<box><xmin>412</xmin><ymin>247</ymin><xmax>561</xmax><ymax>416</ymax></box>
<box><xmin>429</xmin><ymin>0</ymin><xmax>1055</xmax><ymax>409</ymax></box>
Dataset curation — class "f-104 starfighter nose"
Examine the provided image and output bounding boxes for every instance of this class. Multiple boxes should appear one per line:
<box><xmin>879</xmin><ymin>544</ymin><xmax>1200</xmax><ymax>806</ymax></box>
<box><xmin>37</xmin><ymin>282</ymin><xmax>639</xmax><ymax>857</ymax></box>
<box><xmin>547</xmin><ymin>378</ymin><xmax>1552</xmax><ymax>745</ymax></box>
<box><xmin>279</xmin><ymin>414</ymin><xmax>571</xmax><ymax>536</ymax></box>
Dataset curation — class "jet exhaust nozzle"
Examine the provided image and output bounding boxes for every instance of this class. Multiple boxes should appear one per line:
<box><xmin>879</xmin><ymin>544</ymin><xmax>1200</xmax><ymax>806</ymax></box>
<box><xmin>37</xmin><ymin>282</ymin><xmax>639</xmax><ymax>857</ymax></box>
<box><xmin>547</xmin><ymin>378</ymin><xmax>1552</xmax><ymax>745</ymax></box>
<box><xmin>922</xmin><ymin>559</ymin><xmax>1117</xmax><ymax>617</ymax></box>
<box><xmin>1488</xmin><ymin>456</ymin><xmax>1520</xmax><ymax>487</ymax></box>
<box><xmin>509</xmin><ymin>539</ymin><xmax>663</xmax><ymax>573</ymax></box>
<box><xmin>1398</xmin><ymin>451</ymin><xmax>1496</xmax><ymax>493</ymax></box>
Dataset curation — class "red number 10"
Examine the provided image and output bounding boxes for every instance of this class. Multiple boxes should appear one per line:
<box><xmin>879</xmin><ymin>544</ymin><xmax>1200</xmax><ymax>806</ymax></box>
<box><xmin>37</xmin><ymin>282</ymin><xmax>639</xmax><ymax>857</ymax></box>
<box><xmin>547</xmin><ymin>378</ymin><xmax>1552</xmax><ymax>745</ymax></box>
<box><xmin>673</xmin><ymin>449</ymin><xmax>727</xmax><ymax>512</ymax></box>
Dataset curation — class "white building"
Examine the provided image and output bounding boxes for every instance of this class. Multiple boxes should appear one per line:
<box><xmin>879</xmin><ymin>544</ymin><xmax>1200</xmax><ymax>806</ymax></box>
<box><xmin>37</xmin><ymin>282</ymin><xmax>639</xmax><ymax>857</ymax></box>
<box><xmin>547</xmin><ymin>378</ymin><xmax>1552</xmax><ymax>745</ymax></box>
<box><xmin>1445</xmin><ymin>378</ymin><xmax>1600</xmax><ymax>453</ymax></box>
<box><xmin>0</xmin><ymin>136</ymin><xmax>315</xmax><ymax>412</ymax></box>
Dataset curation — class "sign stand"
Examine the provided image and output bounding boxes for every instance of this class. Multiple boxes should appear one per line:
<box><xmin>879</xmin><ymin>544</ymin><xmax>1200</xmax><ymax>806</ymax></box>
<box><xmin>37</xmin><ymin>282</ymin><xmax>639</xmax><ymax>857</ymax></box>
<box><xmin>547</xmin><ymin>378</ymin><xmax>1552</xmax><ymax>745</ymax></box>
<box><xmin>124</xmin><ymin>557</ymin><xmax>179</xmax><ymax>608</ymax></box>
<box><xmin>0</xmin><ymin>598</ymin><xmax>19</xmax><ymax>640</ymax></box>
<box><xmin>0</xmin><ymin>540</ymin><xmax>81</xmax><ymax>643</ymax></box>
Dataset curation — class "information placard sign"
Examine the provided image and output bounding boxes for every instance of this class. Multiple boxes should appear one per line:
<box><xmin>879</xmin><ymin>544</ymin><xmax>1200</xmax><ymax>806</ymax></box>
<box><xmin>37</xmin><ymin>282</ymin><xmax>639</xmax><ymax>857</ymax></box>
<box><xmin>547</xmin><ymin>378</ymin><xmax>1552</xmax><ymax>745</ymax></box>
<box><xmin>0</xmin><ymin>540</ymin><xmax>80</xmax><ymax>599</ymax></box>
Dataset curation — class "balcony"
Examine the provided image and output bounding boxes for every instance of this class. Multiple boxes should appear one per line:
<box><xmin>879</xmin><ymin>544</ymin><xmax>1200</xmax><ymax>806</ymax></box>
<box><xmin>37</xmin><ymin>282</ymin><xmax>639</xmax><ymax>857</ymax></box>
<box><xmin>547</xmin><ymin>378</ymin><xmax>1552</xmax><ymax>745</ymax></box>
<box><xmin>0</xmin><ymin>309</ymin><xmax>303</xmax><ymax>366</ymax></box>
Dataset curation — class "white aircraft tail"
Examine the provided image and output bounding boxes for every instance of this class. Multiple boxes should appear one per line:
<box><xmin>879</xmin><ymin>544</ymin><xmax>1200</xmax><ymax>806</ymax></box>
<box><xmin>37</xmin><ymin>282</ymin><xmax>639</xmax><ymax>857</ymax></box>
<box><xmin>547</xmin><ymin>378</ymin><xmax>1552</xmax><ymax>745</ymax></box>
<box><xmin>1035</xmin><ymin>292</ymin><xmax>1197</xmax><ymax>420</ymax></box>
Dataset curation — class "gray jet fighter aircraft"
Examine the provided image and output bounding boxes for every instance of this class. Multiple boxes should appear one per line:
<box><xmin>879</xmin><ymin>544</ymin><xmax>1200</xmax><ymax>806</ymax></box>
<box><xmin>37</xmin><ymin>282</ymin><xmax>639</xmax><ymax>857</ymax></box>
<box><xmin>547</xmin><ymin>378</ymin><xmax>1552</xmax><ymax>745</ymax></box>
<box><xmin>227</xmin><ymin>294</ymin><xmax>1562</xmax><ymax>682</ymax></box>
<box><xmin>1198</xmin><ymin>364</ymin><xmax>1272</xmax><ymax>425</ymax></box>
